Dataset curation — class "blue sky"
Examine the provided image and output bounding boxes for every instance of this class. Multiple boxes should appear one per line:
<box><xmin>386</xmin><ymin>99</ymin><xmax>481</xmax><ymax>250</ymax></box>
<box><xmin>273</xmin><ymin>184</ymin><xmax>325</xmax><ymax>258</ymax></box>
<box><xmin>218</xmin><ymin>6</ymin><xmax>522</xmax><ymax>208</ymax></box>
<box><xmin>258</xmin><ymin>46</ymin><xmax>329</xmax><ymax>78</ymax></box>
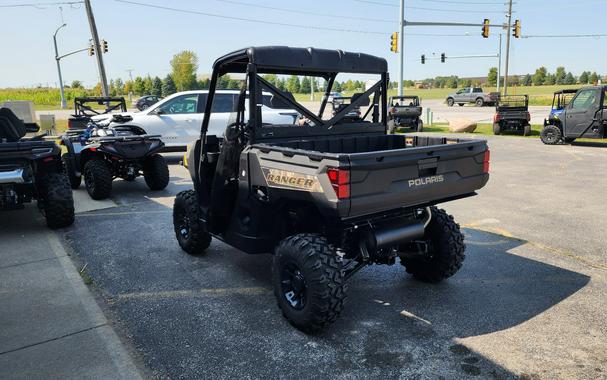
<box><xmin>1</xmin><ymin>0</ymin><xmax>606</xmax><ymax>87</ymax></box>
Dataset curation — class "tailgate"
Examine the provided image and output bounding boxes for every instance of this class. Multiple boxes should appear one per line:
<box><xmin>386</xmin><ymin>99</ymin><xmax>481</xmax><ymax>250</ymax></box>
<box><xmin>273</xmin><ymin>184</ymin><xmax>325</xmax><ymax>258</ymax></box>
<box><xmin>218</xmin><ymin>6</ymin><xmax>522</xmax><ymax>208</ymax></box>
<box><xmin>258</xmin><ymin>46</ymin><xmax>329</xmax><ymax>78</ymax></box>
<box><xmin>347</xmin><ymin>137</ymin><xmax>489</xmax><ymax>218</ymax></box>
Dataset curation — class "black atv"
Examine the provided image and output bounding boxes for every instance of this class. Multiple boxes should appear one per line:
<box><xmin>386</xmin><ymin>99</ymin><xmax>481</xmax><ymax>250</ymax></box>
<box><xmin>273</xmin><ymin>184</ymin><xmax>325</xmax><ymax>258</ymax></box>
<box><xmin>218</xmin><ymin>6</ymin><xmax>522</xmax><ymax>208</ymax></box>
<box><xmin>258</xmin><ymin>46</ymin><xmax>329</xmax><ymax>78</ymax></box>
<box><xmin>387</xmin><ymin>95</ymin><xmax>423</xmax><ymax>133</ymax></box>
<box><xmin>61</xmin><ymin>115</ymin><xmax>169</xmax><ymax>200</ymax></box>
<box><xmin>492</xmin><ymin>95</ymin><xmax>531</xmax><ymax>136</ymax></box>
<box><xmin>0</xmin><ymin>108</ymin><xmax>74</xmax><ymax>228</ymax></box>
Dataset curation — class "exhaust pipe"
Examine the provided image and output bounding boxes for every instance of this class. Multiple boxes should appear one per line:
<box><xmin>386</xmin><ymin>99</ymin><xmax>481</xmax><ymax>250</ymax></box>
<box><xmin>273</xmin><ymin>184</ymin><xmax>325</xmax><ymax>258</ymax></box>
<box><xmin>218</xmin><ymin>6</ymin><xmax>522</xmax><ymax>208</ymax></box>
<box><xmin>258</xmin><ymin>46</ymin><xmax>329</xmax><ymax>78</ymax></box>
<box><xmin>363</xmin><ymin>208</ymin><xmax>432</xmax><ymax>252</ymax></box>
<box><xmin>0</xmin><ymin>169</ymin><xmax>26</xmax><ymax>184</ymax></box>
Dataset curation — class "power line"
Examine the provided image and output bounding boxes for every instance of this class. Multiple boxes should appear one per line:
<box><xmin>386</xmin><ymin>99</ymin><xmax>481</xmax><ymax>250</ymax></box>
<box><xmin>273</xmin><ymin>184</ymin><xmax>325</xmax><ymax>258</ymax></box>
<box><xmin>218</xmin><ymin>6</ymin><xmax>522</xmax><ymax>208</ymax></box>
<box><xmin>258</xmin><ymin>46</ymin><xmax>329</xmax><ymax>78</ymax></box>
<box><xmin>522</xmin><ymin>34</ymin><xmax>607</xmax><ymax>39</ymax></box>
<box><xmin>114</xmin><ymin>0</ymin><xmax>388</xmax><ymax>35</ymax></box>
<box><xmin>353</xmin><ymin>0</ymin><xmax>507</xmax><ymax>12</ymax></box>
<box><xmin>0</xmin><ymin>1</ymin><xmax>82</xmax><ymax>8</ymax></box>
<box><xmin>420</xmin><ymin>0</ymin><xmax>507</xmax><ymax>4</ymax></box>
<box><xmin>214</xmin><ymin>0</ymin><xmax>392</xmax><ymax>23</ymax></box>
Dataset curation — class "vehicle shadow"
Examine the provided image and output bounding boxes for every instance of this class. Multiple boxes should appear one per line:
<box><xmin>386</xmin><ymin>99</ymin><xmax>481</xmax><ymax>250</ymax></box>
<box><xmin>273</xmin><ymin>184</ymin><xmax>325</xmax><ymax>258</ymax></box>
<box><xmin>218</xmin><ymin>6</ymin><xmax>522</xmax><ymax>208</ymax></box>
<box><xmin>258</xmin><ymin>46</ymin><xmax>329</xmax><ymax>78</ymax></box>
<box><xmin>570</xmin><ymin>141</ymin><xmax>607</xmax><ymax>148</ymax></box>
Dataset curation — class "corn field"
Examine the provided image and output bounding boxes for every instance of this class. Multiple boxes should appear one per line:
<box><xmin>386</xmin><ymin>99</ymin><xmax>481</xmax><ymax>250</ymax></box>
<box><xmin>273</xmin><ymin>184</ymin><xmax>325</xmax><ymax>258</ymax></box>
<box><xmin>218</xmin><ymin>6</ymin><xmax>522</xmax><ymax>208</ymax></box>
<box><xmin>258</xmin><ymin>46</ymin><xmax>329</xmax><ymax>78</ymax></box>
<box><xmin>0</xmin><ymin>88</ymin><xmax>97</xmax><ymax>107</ymax></box>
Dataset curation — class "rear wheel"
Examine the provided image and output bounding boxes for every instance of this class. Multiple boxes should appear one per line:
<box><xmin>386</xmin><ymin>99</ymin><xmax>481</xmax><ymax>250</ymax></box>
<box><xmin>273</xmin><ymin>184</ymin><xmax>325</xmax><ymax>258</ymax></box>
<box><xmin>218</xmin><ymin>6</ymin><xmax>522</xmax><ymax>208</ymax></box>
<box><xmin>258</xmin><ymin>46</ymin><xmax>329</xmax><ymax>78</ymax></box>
<box><xmin>416</xmin><ymin>119</ymin><xmax>424</xmax><ymax>132</ymax></box>
<box><xmin>523</xmin><ymin>124</ymin><xmax>532</xmax><ymax>136</ymax></box>
<box><xmin>143</xmin><ymin>154</ymin><xmax>169</xmax><ymax>191</ymax></box>
<box><xmin>173</xmin><ymin>190</ymin><xmax>211</xmax><ymax>254</ymax></box>
<box><xmin>62</xmin><ymin>154</ymin><xmax>81</xmax><ymax>189</ymax></box>
<box><xmin>40</xmin><ymin>172</ymin><xmax>75</xmax><ymax>228</ymax></box>
<box><xmin>540</xmin><ymin>125</ymin><xmax>562</xmax><ymax>145</ymax></box>
<box><xmin>84</xmin><ymin>159</ymin><xmax>113</xmax><ymax>200</ymax></box>
<box><xmin>400</xmin><ymin>207</ymin><xmax>465</xmax><ymax>283</ymax></box>
<box><xmin>446</xmin><ymin>98</ymin><xmax>455</xmax><ymax>107</ymax></box>
<box><xmin>493</xmin><ymin>123</ymin><xmax>502</xmax><ymax>135</ymax></box>
<box><xmin>475</xmin><ymin>98</ymin><xmax>484</xmax><ymax>107</ymax></box>
<box><xmin>273</xmin><ymin>234</ymin><xmax>347</xmax><ymax>333</ymax></box>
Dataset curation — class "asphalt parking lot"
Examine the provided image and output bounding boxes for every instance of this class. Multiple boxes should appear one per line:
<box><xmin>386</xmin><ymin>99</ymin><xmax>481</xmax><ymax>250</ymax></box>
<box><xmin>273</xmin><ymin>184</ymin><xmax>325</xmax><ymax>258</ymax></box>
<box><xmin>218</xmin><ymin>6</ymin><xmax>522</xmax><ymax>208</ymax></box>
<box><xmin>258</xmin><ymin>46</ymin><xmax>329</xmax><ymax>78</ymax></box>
<box><xmin>4</xmin><ymin>137</ymin><xmax>607</xmax><ymax>379</ymax></box>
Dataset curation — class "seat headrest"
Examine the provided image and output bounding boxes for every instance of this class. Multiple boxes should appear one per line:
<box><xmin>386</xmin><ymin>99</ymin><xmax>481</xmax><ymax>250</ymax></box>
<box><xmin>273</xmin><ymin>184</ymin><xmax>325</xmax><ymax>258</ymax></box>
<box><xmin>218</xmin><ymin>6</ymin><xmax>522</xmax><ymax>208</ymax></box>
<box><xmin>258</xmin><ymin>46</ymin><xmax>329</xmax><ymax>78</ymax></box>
<box><xmin>351</xmin><ymin>93</ymin><xmax>370</xmax><ymax>107</ymax></box>
<box><xmin>0</xmin><ymin>108</ymin><xmax>27</xmax><ymax>142</ymax></box>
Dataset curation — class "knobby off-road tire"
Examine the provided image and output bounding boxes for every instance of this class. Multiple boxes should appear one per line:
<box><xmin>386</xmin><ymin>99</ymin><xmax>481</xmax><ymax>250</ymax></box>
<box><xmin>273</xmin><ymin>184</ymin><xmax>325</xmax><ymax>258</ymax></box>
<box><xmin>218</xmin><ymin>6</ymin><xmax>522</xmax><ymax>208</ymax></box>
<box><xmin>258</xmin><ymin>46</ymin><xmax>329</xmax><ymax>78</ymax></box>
<box><xmin>273</xmin><ymin>234</ymin><xmax>347</xmax><ymax>334</ymax></box>
<box><xmin>173</xmin><ymin>190</ymin><xmax>211</xmax><ymax>255</ymax></box>
<box><xmin>41</xmin><ymin>172</ymin><xmax>75</xmax><ymax>228</ymax></box>
<box><xmin>493</xmin><ymin>123</ymin><xmax>502</xmax><ymax>135</ymax></box>
<box><xmin>523</xmin><ymin>124</ymin><xmax>532</xmax><ymax>136</ymax></box>
<box><xmin>62</xmin><ymin>154</ymin><xmax>81</xmax><ymax>189</ymax></box>
<box><xmin>446</xmin><ymin>98</ymin><xmax>455</xmax><ymax>107</ymax></box>
<box><xmin>400</xmin><ymin>207</ymin><xmax>465</xmax><ymax>283</ymax></box>
<box><xmin>540</xmin><ymin>125</ymin><xmax>561</xmax><ymax>145</ymax></box>
<box><xmin>84</xmin><ymin>159</ymin><xmax>113</xmax><ymax>200</ymax></box>
<box><xmin>144</xmin><ymin>154</ymin><xmax>169</xmax><ymax>191</ymax></box>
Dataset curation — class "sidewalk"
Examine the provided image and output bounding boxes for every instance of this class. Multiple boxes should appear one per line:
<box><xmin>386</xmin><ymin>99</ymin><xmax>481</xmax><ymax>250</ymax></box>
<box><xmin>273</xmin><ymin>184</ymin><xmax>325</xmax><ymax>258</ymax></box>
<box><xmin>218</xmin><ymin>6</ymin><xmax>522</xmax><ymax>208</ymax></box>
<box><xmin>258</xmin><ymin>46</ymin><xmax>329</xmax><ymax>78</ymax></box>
<box><xmin>0</xmin><ymin>206</ymin><xmax>141</xmax><ymax>380</ymax></box>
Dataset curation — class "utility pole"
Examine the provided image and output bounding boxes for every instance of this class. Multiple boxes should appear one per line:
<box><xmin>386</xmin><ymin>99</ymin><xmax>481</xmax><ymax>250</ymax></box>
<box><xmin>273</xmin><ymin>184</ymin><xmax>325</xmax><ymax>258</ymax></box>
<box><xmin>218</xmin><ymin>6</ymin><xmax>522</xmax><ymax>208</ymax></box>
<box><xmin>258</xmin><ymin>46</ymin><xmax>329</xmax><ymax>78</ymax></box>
<box><xmin>84</xmin><ymin>0</ymin><xmax>108</xmax><ymax>96</ymax></box>
<box><xmin>497</xmin><ymin>34</ymin><xmax>502</xmax><ymax>93</ymax></box>
<box><xmin>503</xmin><ymin>0</ymin><xmax>513</xmax><ymax>95</ymax></box>
<box><xmin>398</xmin><ymin>0</ymin><xmax>404</xmax><ymax>96</ymax></box>
<box><xmin>53</xmin><ymin>23</ymin><xmax>67</xmax><ymax>109</ymax></box>
<box><xmin>126</xmin><ymin>69</ymin><xmax>134</xmax><ymax>82</ymax></box>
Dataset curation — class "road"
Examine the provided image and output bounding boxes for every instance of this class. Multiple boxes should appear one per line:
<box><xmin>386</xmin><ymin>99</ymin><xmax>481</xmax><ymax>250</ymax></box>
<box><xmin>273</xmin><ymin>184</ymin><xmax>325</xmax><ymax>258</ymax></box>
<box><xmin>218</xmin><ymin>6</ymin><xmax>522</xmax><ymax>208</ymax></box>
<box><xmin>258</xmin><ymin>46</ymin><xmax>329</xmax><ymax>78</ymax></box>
<box><xmin>7</xmin><ymin>136</ymin><xmax>600</xmax><ymax>379</ymax></box>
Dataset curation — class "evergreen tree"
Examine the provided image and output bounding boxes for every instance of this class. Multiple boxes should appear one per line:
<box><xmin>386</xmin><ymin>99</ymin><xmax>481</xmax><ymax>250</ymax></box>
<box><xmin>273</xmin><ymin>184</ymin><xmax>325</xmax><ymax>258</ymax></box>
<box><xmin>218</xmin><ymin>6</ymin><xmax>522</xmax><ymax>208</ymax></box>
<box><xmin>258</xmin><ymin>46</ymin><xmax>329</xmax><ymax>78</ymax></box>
<box><xmin>300</xmin><ymin>76</ymin><xmax>311</xmax><ymax>93</ymax></box>
<box><xmin>133</xmin><ymin>76</ymin><xmax>145</xmax><ymax>95</ymax></box>
<box><xmin>544</xmin><ymin>73</ymin><xmax>556</xmax><ymax>85</ymax></box>
<box><xmin>532</xmin><ymin>67</ymin><xmax>547</xmax><ymax>86</ymax></box>
<box><xmin>579</xmin><ymin>71</ymin><xmax>589</xmax><ymax>84</ymax></box>
<box><xmin>151</xmin><ymin>76</ymin><xmax>163</xmax><ymax>97</ymax></box>
<box><xmin>143</xmin><ymin>76</ymin><xmax>153</xmax><ymax>94</ymax></box>
<box><xmin>286</xmin><ymin>75</ymin><xmax>300</xmax><ymax>93</ymax></box>
<box><xmin>161</xmin><ymin>75</ymin><xmax>176</xmax><ymax>97</ymax></box>
<box><xmin>114</xmin><ymin>78</ymin><xmax>124</xmax><ymax>95</ymax></box>
<box><xmin>564</xmin><ymin>72</ymin><xmax>576</xmax><ymax>85</ymax></box>
<box><xmin>487</xmin><ymin>67</ymin><xmax>498</xmax><ymax>86</ymax></box>
<box><xmin>589</xmin><ymin>72</ymin><xmax>599</xmax><ymax>84</ymax></box>
<box><xmin>554</xmin><ymin>66</ymin><xmax>566</xmax><ymax>85</ymax></box>
<box><xmin>522</xmin><ymin>74</ymin><xmax>532</xmax><ymax>86</ymax></box>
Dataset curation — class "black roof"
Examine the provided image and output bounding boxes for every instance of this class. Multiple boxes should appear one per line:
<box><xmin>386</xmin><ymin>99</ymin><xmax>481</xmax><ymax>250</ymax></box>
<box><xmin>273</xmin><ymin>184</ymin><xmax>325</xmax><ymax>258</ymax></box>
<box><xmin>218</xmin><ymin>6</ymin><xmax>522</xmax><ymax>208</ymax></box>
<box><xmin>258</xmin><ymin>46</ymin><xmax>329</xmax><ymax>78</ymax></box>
<box><xmin>213</xmin><ymin>46</ymin><xmax>388</xmax><ymax>76</ymax></box>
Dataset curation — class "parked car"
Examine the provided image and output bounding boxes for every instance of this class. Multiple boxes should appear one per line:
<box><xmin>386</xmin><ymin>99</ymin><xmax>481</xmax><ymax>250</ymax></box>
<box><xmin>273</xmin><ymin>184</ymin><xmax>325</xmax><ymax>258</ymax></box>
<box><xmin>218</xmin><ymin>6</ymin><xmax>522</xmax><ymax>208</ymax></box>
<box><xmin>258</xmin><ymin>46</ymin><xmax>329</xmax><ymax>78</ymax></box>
<box><xmin>133</xmin><ymin>95</ymin><xmax>161</xmax><ymax>111</ymax></box>
<box><xmin>446</xmin><ymin>87</ymin><xmax>498</xmax><ymax>107</ymax></box>
<box><xmin>91</xmin><ymin>90</ymin><xmax>298</xmax><ymax>151</ymax></box>
<box><xmin>327</xmin><ymin>92</ymin><xmax>343</xmax><ymax>104</ymax></box>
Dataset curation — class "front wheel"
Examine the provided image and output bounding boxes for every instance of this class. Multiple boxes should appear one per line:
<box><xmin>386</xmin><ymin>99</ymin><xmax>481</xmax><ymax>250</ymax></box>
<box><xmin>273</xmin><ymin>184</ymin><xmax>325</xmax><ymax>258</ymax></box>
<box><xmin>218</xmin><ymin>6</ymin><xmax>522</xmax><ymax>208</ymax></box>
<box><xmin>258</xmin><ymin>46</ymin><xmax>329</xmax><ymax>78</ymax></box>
<box><xmin>400</xmin><ymin>207</ymin><xmax>465</xmax><ymax>283</ymax></box>
<box><xmin>143</xmin><ymin>154</ymin><xmax>169</xmax><ymax>190</ymax></box>
<box><xmin>446</xmin><ymin>98</ymin><xmax>454</xmax><ymax>107</ymax></box>
<box><xmin>40</xmin><ymin>173</ymin><xmax>75</xmax><ymax>229</ymax></box>
<box><xmin>173</xmin><ymin>190</ymin><xmax>211</xmax><ymax>254</ymax></box>
<box><xmin>540</xmin><ymin>125</ymin><xmax>562</xmax><ymax>145</ymax></box>
<box><xmin>273</xmin><ymin>234</ymin><xmax>347</xmax><ymax>333</ymax></box>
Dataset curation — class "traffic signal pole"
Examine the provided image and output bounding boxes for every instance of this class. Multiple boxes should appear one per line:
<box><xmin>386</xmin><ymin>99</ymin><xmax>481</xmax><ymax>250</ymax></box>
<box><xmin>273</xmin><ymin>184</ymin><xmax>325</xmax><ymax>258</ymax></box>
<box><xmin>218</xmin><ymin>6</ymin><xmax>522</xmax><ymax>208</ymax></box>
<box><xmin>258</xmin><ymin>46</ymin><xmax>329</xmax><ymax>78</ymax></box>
<box><xmin>503</xmin><ymin>0</ymin><xmax>513</xmax><ymax>95</ymax></box>
<box><xmin>84</xmin><ymin>0</ymin><xmax>109</xmax><ymax>96</ymax></box>
<box><xmin>398</xmin><ymin>0</ymin><xmax>404</xmax><ymax>96</ymax></box>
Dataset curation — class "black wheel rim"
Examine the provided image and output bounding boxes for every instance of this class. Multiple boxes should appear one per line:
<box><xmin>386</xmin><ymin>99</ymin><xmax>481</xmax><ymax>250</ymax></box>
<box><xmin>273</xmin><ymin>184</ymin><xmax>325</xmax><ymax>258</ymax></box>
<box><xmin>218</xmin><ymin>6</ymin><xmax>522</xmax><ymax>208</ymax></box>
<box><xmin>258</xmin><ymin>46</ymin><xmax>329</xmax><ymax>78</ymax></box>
<box><xmin>177</xmin><ymin>209</ymin><xmax>190</xmax><ymax>241</ymax></box>
<box><xmin>545</xmin><ymin>130</ymin><xmax>556</xmax><ymax>143</ymax></box>
<box><xmin>280</xmin><ymin>262</ymin><xmax>307</xmax><ymax>310</ymax></box>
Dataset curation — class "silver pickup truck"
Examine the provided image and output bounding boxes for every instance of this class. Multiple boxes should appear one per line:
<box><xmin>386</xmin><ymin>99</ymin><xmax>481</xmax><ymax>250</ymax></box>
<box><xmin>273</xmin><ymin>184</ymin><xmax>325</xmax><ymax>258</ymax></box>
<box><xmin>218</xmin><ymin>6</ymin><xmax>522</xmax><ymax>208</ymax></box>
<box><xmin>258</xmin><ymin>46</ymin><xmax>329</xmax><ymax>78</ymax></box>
<box><xmin>446</xmin><ymin>87</ymin><xmax>498</xmax><ymax>107</ymax></box>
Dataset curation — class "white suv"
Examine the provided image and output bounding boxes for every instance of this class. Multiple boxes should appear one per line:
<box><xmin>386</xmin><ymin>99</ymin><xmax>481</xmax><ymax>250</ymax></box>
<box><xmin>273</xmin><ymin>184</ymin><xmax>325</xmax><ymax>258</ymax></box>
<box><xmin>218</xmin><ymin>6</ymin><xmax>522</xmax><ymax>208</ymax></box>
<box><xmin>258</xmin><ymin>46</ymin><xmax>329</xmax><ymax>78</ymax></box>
<box><xmin>92</xmin><ymin>90</ymin><xmax>297</xmax><ymax>151</ymax></box>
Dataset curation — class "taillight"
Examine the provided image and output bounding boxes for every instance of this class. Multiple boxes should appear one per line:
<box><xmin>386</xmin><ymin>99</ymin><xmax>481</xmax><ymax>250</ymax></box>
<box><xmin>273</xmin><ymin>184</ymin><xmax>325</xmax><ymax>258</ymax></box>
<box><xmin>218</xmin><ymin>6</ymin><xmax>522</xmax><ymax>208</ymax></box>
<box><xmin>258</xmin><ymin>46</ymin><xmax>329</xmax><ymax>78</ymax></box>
<box><xmin>493</xmin><ymin>113</ymin><xmax>501</xmax><ymax>123</ymax></box>
<box><xmin>526</xmin><ymin>111</ymin><xmax>531</xmax><ymax>121</ymax></box>
<box><xmin>327</xmin><ymin>168</ymin><xmax>350</xmax><ymax>199</ymax></box>
<box><xmin>483</xmin><ymin>149</ymin><xmax>490</xmax><ymax>173</ymax></box>
<box><xmin>67</xmin><ymin>119</ymin><xmax>73</xmax><ymax>129</ymax></box>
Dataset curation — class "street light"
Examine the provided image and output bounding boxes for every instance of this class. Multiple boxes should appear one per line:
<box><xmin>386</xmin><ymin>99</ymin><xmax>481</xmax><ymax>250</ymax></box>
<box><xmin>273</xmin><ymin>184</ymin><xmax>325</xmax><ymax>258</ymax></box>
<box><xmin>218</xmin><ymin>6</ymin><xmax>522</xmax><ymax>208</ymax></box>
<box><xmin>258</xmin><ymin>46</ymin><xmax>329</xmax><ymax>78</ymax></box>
<box><xmin>53</xmin><ymin>23</ymin><xmax>67</xmax><ymax>109</ymax></box>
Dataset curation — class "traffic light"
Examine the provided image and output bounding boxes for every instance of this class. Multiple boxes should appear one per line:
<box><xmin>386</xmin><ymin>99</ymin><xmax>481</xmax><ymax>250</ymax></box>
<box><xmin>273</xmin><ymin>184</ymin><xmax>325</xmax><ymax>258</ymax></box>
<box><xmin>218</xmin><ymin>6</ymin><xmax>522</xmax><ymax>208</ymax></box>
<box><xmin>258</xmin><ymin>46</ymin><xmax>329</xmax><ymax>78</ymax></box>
<box><xmin>421</xmin><ymin>54</ymin><xmax>425</xmax><ymax>64</ymax></box>
<box><xmin>440</xmin><ymin>53</ymin><xmax>446</xmax><ymax>63</ymax></box>
<box><xmin>87</xmin><ymin>44</ymin><xmax>95</xmax><ymax>56</ymax></box>
<box><xmin>390</xmin><ymin>32</ymin><xmax>398</xmax><ymax>53</ymax></box>
<box><xmin>482</xmin><ymin>18</ymin><xmax>490</xmax><ymax>38</ymax></box>
<box><xmin>513</xmin><ymin>20</ymin><xmax>521</xmax><ymax>38</ymax></box>
<box><xmin>101</xmin><ymin>39</ymin><xmax>108</xmax><ymax>53</ymax></box>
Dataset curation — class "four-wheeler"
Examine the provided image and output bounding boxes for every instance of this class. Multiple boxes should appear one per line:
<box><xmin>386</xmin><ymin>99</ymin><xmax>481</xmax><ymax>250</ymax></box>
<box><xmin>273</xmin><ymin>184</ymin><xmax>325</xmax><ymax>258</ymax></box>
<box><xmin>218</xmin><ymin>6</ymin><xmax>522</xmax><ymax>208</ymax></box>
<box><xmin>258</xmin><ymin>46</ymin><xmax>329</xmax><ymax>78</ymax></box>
<box><xmin>172</xmin><ymin>46</ymin><xmax>490</xmax><ymax>333</ymax></box>
<box><xmin>60</xmin><ymin>115</ymin><xmax>169</xmax><ymax>199</ymax></box>
<box><xmin>541</xmin><ymin>86</ymin><xmax>607</xmax><ymax>145</ymax></box>
<box><xmin>387</xmin><ymin>95</ymin><xmax>423</xmax><ymax>133</ymax></box>
<box><xmin>67</xmin><ymin>96</ymin><xmax>128</xmax><ymax>130</ymax></box>
<box><xmin>446</xmin><ymin>87</ymin><xmax>498</xmax><ymax>107</ymax></box>
<box><xmin>493</xmin><ymin>95</ymin><xmax>531</xmax><ymax>136</ymax></box>
<box><xmin>0</xmin><ymin>108</ymin><xmax>74</xmax><ymax>228</ymax></box>
<box><xmin>331</xmin><ymin>96</ymin><xmax>363</xmax><ymax>121</ymax></box>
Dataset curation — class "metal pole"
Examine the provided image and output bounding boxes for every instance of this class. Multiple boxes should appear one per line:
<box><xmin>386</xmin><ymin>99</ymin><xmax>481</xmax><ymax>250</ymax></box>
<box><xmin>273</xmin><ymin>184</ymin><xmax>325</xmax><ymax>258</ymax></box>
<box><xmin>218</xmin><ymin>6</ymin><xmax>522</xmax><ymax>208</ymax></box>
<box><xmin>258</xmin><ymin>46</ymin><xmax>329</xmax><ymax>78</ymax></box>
<box><xmin>497</xmin><ymin>34</ymin><xmax>502</xmax><ymax>93</ymax></box>
<box><xmin>503</xmin><ymin>0</ymin><xmax>513</xmax><ymax>95</ymax></box>
<box><xmin>84</xmin><ymin>0</ymin><xmax>108</xmax><ymax>96</ymax></box>
<box><xmin>53</xmin><ymin>23</ymin><xmax>67</xmax><ymax>109</ymax></box>
<box><xmin>310</xmin><ymin>76</ymin><xmax>314</xmax><ymax>101</ymax></box>
<box><xmin>398</xmin><ymin>0</ymin><xmax>404</xmax><ymax>96</ymax></box>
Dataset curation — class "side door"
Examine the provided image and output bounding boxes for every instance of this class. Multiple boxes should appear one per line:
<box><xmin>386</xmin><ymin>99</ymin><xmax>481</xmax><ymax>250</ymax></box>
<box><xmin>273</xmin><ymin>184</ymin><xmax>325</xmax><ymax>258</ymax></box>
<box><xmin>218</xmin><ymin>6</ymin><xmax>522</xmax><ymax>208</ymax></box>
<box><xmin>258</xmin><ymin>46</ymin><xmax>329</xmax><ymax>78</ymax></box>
<box><xmin>145</xmin><ymin>93</ymin><xmax>201</xmax><ymax>147</ymax></box>
<box><xmin>563</xmin><ymin>88</ymin><xmax>601</xmax><ymax>138</ymax></box>
<box><xmin>206</xmin><ymin>93</ymin><xmax>238</xmax><ymax>137</ymax></box>
<box><xmin>453</xmin><ymin>88</ymin><xmax>467</xmax><ymax>102</ymax></box>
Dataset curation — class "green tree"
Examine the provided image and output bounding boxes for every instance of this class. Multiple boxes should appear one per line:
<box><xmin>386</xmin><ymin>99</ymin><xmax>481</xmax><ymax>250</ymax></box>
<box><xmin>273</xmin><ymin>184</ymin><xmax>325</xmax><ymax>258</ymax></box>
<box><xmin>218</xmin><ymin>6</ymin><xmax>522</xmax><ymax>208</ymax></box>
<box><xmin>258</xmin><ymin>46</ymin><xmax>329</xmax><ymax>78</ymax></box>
<box><xmin>151</xmin><ymin>76</ymin><xmax>162</xmax><ymax>97</ymax></box>
<box><xmin>70</xmin><ymin>80</ymin><xmax>83</xmax><ymax>89</ymax></box>
<box><xmin>124</xmin><ymin>80</ymin><xmax>133</xmax><ymax>95</ymax></box>
<box><xmin>227</xmin><ymin>79</ymin><xmax>242</xmax><ymax>89</ymax></box>
<box><xmin>564</xmin><ymin>72</ymin><xmax>576</xmax><ymax>85</ymax></box>
<box><xmin>522</xmin><ymin>74</ymin><xmax>532</xmax><ymax>86</ymax></box>
<box><xmin>487</xmin><ymin>67</ymin><xmax>498</xmax><ymax>86</ymax></box>
<box><xmin>300</xmin><ymin>76</ymin><xmax>311</xmax><ymax>94</ymax></box>
<box><xmin>170</xmin><ymin>50</ymin><xmax>199</xmax><ymax>91</ymax></box>
<box><xmin>133</xmin><ymin>76</ymin><xmax>145</xmax><ymax>95</ymax></box>
<box><xmin>532</xmin><ymin>67</ymin><xmax>547</xmax><ymax>86</ymax></box>
<box><xmin>544</xmin><ymin>73</ymin><xmax>556</xmax><ymax>85</ymax></box>
<box><xmin>579</xmin><ymin>71</ymin><xmax>590</xmax><ymax>84</ymax></box>
<box><xmin>286</xmin><ymin>75</ymin><xmax>300</xmax><ymax>93</ymax></box>
<box><xmin>114</xmin><ymin>78</ymin><xmax>124</xmax><ymax>95</ymax></box>
<box><xmin>589</xmin><ymin>72</ymin><xmax>599</xmax><ymax>84</ymax></box>
<box><xmin>554</xmin><ymin>66</ymin><xmax>566</xmax><ymax>85</ymax></box>
<box><xmin>333</xmin><ymin>81</ymin><xmax>341</xmax><ymax>92</ymax></box>
<box><xmin>446</xmin><ymin>76</ymin><xmax>458</xmax><ymax>89</ymax></box>
<box><xmin>143</xmin><ymin>76</ymin><xmax>153</xmax><ymax>94</ymax></box>
<box><xmin>161</xmin><ymin>75</ymin><xmax>176</xmax><ymax>97</ymax></box>
<box><xmin>109</xmin><ymin>79</ymin><xmax>117</xmax><ymax>96</ymax></box>
<box><xmin>198</xmin><ymin>78</ymin><xmax>210</xmax><ymax>90</ymax></box>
